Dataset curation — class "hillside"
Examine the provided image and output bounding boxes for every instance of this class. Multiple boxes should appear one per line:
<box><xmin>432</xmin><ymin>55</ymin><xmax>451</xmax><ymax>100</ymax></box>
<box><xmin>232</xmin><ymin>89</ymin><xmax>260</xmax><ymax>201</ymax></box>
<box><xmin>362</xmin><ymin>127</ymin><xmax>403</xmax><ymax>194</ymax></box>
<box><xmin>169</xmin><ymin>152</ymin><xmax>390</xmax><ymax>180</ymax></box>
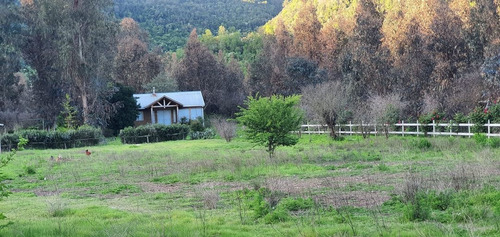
<box><xmin>114</xmin><ymin>0</ymin><xmax>283</xmax><ymax>51</ymax></box>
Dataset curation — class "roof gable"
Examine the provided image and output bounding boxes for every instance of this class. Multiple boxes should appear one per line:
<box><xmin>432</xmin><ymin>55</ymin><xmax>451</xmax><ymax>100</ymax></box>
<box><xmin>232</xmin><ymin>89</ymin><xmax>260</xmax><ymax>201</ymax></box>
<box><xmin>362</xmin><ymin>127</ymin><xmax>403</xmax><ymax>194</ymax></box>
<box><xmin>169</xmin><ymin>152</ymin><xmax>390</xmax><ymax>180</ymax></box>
<box><xmin>134</xmin><ymin>91</ymin><xmax>205</xmax><ymax>109</ymax></box>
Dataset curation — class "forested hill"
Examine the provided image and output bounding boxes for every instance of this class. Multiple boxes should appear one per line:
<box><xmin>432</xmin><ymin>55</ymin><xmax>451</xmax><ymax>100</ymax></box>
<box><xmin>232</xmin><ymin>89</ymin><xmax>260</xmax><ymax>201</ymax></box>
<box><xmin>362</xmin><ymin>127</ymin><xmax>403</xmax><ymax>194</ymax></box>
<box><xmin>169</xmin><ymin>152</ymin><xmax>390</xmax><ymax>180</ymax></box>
<box><xmin>114</xmin><ymin>0</ymin><xmax>283</xmax><ymax>51</ymax></box>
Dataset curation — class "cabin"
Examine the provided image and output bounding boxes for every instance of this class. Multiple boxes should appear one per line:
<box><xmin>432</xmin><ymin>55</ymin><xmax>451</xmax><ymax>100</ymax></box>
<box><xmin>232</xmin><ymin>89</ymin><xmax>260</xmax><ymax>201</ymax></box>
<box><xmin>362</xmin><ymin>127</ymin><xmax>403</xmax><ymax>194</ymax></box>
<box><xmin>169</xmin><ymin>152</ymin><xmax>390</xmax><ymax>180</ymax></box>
<box><xmin>134</xmin><ymin>91</ymin><xmax>205</xmax><ymax>126</ymax></box>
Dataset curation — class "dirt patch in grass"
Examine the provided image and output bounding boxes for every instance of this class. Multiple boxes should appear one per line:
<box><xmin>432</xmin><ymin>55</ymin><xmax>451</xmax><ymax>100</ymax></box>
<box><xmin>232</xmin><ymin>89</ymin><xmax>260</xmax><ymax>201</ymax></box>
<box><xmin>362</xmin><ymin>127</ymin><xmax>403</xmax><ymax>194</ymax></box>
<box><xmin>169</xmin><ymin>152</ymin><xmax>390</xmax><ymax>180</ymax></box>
<box><xmin>138</xmin><ymin>182</ymin><xmax>183</xmax><ymax>193</ymax></box>
<box><xmin>194</xmin><ymin>181</ymin><xmax>248</xmax><ymax>191</ymax></box>
<box><xmin>317</xmin><ymin>190</ymin><xmax>391</xmax><ymax>208</ymax></box>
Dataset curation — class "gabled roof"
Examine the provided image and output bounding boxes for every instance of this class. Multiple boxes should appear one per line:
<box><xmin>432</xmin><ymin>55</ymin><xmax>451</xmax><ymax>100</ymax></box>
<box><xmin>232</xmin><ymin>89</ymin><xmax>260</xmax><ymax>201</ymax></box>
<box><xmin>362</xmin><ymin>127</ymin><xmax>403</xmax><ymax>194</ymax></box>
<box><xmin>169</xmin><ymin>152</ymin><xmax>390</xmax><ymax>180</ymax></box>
<box><xmin>134</xmin><ymin>91</ymin><xmax>205</xmax><ymax>110</ymax></box>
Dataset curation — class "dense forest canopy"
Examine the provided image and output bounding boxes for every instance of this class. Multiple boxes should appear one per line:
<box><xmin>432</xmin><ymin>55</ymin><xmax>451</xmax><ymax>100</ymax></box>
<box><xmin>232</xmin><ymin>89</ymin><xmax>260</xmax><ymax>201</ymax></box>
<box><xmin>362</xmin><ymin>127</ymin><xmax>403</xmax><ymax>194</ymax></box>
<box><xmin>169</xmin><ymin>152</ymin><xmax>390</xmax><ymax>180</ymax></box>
<box><xmin>1</xmin><ymin>0</ymin><xmax>500</xmax><ymax>131</ymax></box>
<box><xmin>114</xmin><ymin>0</ymin><xmax>283</xmax><ymax>51</ymax></box>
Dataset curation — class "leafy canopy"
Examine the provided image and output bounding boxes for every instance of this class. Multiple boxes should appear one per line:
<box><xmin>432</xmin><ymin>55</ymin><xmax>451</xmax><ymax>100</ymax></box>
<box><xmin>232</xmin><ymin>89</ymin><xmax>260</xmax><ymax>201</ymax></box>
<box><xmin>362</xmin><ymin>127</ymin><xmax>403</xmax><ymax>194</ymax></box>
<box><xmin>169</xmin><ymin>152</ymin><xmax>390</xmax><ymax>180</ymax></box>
<box><xmin>236</xmin><ymin>95</ymin><xmax>303</xmax><ymax>158</ymax></box>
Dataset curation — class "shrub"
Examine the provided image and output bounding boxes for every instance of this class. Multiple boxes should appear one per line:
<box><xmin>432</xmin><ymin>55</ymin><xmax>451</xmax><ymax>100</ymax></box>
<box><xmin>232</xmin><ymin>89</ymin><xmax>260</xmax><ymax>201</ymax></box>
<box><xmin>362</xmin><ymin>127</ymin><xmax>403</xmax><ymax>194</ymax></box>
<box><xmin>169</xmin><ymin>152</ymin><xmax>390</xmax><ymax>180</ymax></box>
<box><xmin>189</xmin><ymin>117</ymin><xmax>205</xmax><ymax>132</ymax></box>
<box><xmin>211</xmin><ymin>117</ymin><xmax>237</xmax><ymax>142</ymax></box>
<box><xmin>403</xmin><ymin>192</ymin><xmax>431</xmax><ymax>221</ymax></box>
<box><xmin>413</xmin><ymin>138</ymin><xmax>432</xmax><ymax>150</ymax></box>
<box><xmin>1</xmin><ymin>126</ymin><xmax>102</xmax><ymax>149</ymax></box>
<box><xmin>473</xmin><ymin>133</ymin><xmax>488</xmax><ymax>146</ymax></box>
<box><xmin>190</xmin><ymin>128</ymin><xmax>216</xmax><ymax>140</ymax></box>
<box><xmin>119</xmin><ymin>124</ymin><xmax>189</xmax><ymax>144</ymax></box>
<box><xmin>469</xmin><ymin>107</ymin><xmax>488</xmax><ymax>133</ymax></box>
<box><xmin>419</xmin><ymin>111</ymin><xmax>445</xmax><ymax>135</ymax></box>
<box><xmin>72</xmin><ymin>125</ymin><xmax>103</xmax><ymax>147</ymax></box>
<box><xmin>486</xmin><ymin>137</ymin><xmax>500</xmax><ymax>148</ymax></box>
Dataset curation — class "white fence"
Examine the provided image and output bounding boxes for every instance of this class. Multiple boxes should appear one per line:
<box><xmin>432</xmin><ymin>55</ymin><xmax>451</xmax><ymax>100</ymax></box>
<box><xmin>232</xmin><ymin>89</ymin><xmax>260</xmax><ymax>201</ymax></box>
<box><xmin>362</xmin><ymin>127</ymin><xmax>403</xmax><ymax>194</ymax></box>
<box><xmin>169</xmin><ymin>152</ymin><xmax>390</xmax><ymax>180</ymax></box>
<box><xmin>300</xmin><ymin>120</ymin><xmax>500</xmax><ymax>138</ymax></box>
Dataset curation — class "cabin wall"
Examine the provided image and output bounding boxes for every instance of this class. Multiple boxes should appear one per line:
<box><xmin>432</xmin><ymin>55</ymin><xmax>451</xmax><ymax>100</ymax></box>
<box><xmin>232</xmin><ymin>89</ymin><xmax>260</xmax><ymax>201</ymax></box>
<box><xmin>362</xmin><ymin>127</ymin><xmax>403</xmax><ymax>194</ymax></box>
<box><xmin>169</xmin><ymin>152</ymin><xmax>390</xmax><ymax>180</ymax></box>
<box><xmin>134</xmin><ymin>109</ymin><xmax>152</xmax><ymax>126</ymax></box>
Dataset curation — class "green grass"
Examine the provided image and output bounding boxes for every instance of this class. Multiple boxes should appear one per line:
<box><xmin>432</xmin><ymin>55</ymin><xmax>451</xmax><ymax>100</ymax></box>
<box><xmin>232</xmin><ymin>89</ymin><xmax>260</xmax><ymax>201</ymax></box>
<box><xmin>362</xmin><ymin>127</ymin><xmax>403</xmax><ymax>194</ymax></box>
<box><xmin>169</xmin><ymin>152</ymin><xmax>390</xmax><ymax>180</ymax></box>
<box><xmin>0</xmin><ymin>135</ymin><xmax>499</xmax><ymax>236</ymax></box>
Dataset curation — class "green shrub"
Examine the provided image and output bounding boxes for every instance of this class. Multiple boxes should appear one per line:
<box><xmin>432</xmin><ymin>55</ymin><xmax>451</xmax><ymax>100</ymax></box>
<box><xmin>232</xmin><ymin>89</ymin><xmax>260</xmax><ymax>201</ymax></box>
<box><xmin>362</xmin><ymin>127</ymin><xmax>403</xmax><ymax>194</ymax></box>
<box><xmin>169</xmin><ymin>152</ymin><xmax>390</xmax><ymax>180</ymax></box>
<box><xmin>72</xmin><ymin>125</ymin><xmax>103</xmax><ymax>147</ymax></box>
<box><xmin>189</xmin><ymin>117</ymin><xmax>205</xmax><ymax>132</ymax></box>
<box><xmin>473</xmin><ymin>134</ymin><xmax>488</xmax><ymax>146</ymax></box>
<box><xmin>486</xmin><ymin>137</ymin><xmax>500</xmax><ymax>148</ymax></box>
<box><xmin>190</xmin><ymin>128</ymin><xmax>216</xmax><ymax>140</ymax></box>
<box><xmin>0</xmin><ymin>133</ymin><xmax>20</xmax><ymax>150</ymax></box>
<box><xmin>419</xmin><ymin>111</ymin><xmax>445</xmax><ymax>135</ymax></box>
<box><xmin>119</xmin><ymin>124</ymin><xmax>189</xmax><ymax>144</ymax></box>
<box><xmin>279</xmin><ymin>197</ymin><xmax>314</xmax><ymax>211</ymax></box>
<box><xmin>24</xmin><ymin>166</ymin><xmax>36</xmax><ymax>175</ymax></box>
<box><xmin>1</xmin><ymin>126</ymin><xmax>102</xmax><ymax>149</ymax></box>
<box><xmin>469</xmin><ymin>107</ymin><xmax>488</xmax><ymax>133</ymax></box>
<box><xmin>404</xmin><ymin>192</ymin><xmax>431</xmax><ymax>221</ymax></box>
<box><xmin>413</xmin><ymin>138</ymin><xmax>432</xmax><ymax>150</ymax></box>
<box><xmin>264</xmin><ymin>208</ymin><xmax>289</xmax><ymax>224</ymax></box>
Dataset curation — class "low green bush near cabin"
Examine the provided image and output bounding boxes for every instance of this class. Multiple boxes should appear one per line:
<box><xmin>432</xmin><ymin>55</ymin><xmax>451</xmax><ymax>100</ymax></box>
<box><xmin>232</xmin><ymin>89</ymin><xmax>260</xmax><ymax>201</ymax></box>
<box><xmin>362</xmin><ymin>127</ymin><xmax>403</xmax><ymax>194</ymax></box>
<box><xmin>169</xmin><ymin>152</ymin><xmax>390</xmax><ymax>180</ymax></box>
<box><xmin>0</xmin><ymin>126</ymin><xmax>102</xmax><ymax>149</ymax></box>
<box><xmin>119</xmin><ymin>124</ymin><xmax>189</xmax><ymax>144</ymax></box>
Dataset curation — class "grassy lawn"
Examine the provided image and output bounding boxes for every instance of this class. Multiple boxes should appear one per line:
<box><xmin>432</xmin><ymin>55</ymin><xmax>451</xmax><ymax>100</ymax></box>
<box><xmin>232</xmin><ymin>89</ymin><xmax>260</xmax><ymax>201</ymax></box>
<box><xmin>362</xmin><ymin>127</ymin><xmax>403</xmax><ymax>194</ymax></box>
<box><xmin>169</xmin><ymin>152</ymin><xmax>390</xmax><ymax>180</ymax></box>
<box><xmin>0</xmin><ymin>135</ymin><xmax>499</xmax><ymax>236</ymax></box>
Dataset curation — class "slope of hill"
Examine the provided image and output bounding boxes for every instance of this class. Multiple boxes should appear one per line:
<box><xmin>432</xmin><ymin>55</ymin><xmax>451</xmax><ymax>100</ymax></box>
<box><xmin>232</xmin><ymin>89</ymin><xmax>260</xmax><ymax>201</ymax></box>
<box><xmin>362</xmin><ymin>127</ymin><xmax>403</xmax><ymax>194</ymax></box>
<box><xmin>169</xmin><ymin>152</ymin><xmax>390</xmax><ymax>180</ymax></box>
<box><xmin>114</xmin><ymin>0</ymin><xmax>283</xmax><ymax>51</ymax></box>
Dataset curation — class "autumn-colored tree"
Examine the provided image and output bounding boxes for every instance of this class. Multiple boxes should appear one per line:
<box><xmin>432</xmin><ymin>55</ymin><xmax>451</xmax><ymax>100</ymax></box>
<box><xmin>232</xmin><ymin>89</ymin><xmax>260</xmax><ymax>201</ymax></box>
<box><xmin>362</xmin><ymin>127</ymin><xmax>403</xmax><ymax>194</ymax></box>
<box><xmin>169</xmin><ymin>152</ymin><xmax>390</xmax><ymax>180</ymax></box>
<box><xmin>175</xmin><ymin>29</ymin><xmax>245</xmax><ymax>115</ymax></box>
<box><xmin>292</xmin><ymin>1</ymin><xmax>321</xmax><ymax>62</ymax></box>
<box><xmin>334</xmin><ymin>0</ymin><xmax>391</xmax><ymax>102</ymax></box>
<box><xmin>114</xmin><ymin>18</ymin><xmax>161</xmax><ymax>93</ymax></box>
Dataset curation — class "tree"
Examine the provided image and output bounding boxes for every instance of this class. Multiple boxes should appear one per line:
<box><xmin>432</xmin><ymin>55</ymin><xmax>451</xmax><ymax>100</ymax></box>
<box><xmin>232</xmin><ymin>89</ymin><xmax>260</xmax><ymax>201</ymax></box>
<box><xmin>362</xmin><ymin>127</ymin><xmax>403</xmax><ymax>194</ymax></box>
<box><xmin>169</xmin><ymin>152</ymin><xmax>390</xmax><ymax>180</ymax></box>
<box><xmin>175</xmin><ymin>29</ymin><xmax>245</xmax><ymax>115</ymax></box>
<box><xmin>20</xmin><ymin>0</ymin><xmax>118</xmax><ymax>126</ymax></box>
<box><xmin>292</xmin><ymin>1</ymin><xmax>321</xmax><ymax>62</ymax></box>
<box><xmin>236</xmin><ymin>95</ymin><xmax>303</xmax><ymax>158</ymax></box>
<box><xmin>174</xmin><ymin>29</ymin><xmax>223</xmax><ymax>113</ymax></box>
<box><xmin>114</xmin><ymin>17</ymin><xmax>161</xmax><ymax>93</ymax></box>
<box><xmin>301</xmin><ymin>81</ymin><xmax>352</xmax><ymax>138</ymax></box>
<box><xmin>0</xmin><ymin>0</ymin><xmax>23</xmax><ymax>111</ymax></box>
<box><xmin>369</xmin><ymin>93</ymin><xmax>407</xmax><ymax>138</ymax></box>
<box><xmin>106</xmin><ymin>84</ymin><xmax>139</xmax><ymax>135</ymax></box>
<box><xmin>58</xmin><ymin>94</ymin><xmax>78</xmax><ymax>129</ymax></box>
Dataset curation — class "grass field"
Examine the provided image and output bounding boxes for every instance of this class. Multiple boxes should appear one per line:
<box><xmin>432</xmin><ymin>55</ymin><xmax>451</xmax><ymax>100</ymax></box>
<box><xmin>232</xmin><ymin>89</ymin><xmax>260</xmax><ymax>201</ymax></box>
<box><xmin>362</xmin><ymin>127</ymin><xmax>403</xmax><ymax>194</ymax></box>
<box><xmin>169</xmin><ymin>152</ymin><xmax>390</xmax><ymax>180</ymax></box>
<box><xmin>0</xmin><ymin>135</ymin><xmax>499</xmax><ymax>236</ymax></box>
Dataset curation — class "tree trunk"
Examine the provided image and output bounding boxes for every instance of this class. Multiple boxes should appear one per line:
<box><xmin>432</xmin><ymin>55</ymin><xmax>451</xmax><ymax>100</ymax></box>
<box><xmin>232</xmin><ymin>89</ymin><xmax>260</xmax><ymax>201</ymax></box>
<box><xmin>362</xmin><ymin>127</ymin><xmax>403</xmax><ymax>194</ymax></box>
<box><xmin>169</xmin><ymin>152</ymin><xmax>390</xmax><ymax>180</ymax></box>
<box><xmin>81</xmin><ymin>82</ymin><xmax>89</xmax><ymax>124</ymax></box>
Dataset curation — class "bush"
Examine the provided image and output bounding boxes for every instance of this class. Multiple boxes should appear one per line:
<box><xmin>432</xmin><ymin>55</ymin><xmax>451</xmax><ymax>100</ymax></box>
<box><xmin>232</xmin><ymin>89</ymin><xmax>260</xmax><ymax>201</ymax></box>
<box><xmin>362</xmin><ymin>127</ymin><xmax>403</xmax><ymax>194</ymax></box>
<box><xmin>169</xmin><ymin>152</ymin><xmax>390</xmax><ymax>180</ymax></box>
<box><xmin>189</xmin><ymin>117</ymin><xmax>205</xmax><ymax>132</ymax></box>
<box><xmin>413</xmin><ymin>138</ymin><xmax>432</xmax><ymax>150</ymax></box>
<box><xmin>72</xmin><ymin>125</ymin><xmax>103</xmax><ymax>147</ymax></box>
<box><xmin>419</xmin><ymin>111</ymin><xmax>445</xmax><ymax>135</ymax></box>
<box><xmin>119</xmin><ymin>124</ymin><xmax>189</xmax><ymax>144</ymax></box>
<box><xmin>1</xmin><ymin>126</ymin><xmax>103</xmax><ymax>149</ymax></box>
<box><xmin>486</xmin><ymin>137</ymin><xmax>500</xmax><ymax>148</ymax></box>
<box><xmin>469</xmin><ymin>107</ymin><xmax>488</xmax><ymax>133</ymax></box>
<box><xmin>404</xmin><ymin>192</ymin><xmax>431</xmax><ymax>221</ymax></box>
<box><xmin>211</xmin><ymin>117</ymin><xmax>237</xmax><ymax>142</ymax></box>
<box><xmin>190</xmin><ymin>128</ymin><xmax>216</xmax><ymax>140</ymax></box>
<box><xmin>473</xmin><ymin>133</ymin><xmax>488</xmax><ymax>146</ymax></box>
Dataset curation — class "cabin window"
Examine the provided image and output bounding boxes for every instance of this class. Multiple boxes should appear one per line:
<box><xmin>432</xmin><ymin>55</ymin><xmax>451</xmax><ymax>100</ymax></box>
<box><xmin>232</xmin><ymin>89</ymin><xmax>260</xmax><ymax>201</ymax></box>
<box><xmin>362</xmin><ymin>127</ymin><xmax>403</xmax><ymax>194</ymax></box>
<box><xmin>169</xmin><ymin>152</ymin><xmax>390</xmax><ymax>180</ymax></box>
<box><xmin>136</xmin><ymin>111</ymin><xmax>144</xmax><ymax>121</ymax></box>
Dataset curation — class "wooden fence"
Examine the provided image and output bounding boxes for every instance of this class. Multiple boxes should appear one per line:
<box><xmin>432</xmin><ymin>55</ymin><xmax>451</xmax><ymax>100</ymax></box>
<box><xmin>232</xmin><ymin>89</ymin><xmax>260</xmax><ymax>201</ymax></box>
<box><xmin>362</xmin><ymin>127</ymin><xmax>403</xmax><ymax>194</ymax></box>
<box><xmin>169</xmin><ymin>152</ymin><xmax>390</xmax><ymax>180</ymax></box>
<box><xmin>300</xmin><ymin>120</ymin><xmax>500</xmax><ymax>138</ymax></box>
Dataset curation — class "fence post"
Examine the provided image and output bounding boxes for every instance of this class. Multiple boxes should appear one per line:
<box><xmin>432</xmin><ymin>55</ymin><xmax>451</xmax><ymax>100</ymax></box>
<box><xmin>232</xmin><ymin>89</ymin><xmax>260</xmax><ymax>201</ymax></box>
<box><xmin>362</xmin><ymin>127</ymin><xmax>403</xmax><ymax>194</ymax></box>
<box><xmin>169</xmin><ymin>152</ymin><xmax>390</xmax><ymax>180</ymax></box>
<box><xmin>339</xmin><ymin>124</ymin><xmax>341</xmax><ymax>135</ymax></box>
<box><xmin>416</xmin><ymin>120</ymin><xmax>420</xmax><ymax>137</ymax></box>
<box><xmin>432</xmin><ymin>120</ymin><xmax>436</xmax><ymax>137</ymax></box>
<box><xmin>374</xmin><ymin>124</ymin><xmax>377</xmax><ymax>136</ymax></box>
<box><xmin>468</xmin><ymin>120</ymin><xmax>471</xmax><ymax>138</ymax></box>
<box><xmin>402</xmin><ymin>120</ymin><xmax>405</xmax><ymax>137</ymax></box>
<box><xmin>487</xmin><ymin>120</ymin><xmax>491</xmax><ymax>138</ymax></box>
<box><xmin>349</xmin><ymin>121</ymin><xmax>352</xmax><ymax>135</ymax></box>
<box><xmin>449</xmin><ymin>120</ymin><xmax>452</xmax><ymax>137</ymax></box>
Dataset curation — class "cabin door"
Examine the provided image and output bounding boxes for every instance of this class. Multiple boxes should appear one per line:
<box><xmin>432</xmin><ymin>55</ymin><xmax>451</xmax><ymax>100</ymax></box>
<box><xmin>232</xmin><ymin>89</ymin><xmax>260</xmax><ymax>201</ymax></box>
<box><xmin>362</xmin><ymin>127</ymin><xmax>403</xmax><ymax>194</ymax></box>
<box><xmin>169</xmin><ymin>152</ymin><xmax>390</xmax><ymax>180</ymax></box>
<box><xmin>156</xmin><ymin>110</ymin><xmax>172</xmax><ymax>125</ymax></box>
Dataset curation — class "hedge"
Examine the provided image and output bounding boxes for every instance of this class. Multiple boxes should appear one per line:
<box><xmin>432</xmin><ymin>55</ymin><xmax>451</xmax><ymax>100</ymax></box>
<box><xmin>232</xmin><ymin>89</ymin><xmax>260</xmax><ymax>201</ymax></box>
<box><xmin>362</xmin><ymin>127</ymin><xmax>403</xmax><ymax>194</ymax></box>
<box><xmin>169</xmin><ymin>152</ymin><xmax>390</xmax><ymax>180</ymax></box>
<box><xmin>119</xmin><ymin>124</ymin><xmax>190</xmax><ymax>144</ymax></box>
<box><xmin>0</xmin><ymin>126</ymin><xmax>103</xmax><ymax>150</ymax></box>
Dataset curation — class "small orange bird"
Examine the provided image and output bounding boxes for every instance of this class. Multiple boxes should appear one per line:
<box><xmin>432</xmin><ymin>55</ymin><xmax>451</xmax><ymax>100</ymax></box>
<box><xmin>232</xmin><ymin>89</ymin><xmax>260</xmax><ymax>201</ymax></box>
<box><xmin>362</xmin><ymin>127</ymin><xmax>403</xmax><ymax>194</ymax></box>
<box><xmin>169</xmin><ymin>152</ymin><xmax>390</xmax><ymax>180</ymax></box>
<box><xmin>85</xmin><ymin>149</ymin><xmax>91</xmax><ymax>156</ymax></box>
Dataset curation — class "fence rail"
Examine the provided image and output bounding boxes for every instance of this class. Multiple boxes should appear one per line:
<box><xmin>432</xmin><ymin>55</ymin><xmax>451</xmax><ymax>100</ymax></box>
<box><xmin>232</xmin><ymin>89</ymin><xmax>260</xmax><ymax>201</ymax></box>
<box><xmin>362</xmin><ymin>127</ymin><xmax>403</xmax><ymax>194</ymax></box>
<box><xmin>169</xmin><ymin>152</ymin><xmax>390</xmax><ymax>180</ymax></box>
<box><xmin>300</xmin><ymin>120</ymin><xmax>500</xmax><ymax>138</ymax></box>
